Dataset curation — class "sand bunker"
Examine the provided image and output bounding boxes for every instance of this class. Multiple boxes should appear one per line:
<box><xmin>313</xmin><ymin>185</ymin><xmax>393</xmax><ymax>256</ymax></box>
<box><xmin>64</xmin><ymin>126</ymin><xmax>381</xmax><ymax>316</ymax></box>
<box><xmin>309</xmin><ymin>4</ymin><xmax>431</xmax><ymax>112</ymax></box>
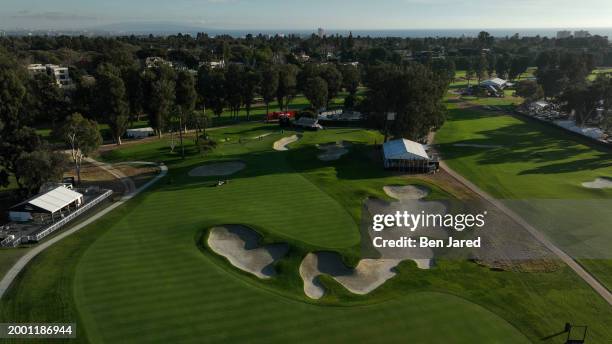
<box><xmin>189</xmin><ymin>162</ymin><xmax>246</xmax><ymax>177</ymax></box>
<box><xmin>317</xmin><ymin>142</ymin><xmax>351</xmax><ymax>161</ymax></box>
<box><xmin>582</xmin><ymin>177</ymin><xmax>612</xmax><ymax>189</ymax></box>
<box><xmin>273</xmin><ymin>135</ymin><xmax>299</xmax><ymax>151</ymax></box>
<box><xmin>300</xmin><ymin>252</ymin><xmax>403</xmax><ymax>299</ymax></box>
<box><xmin>207</xmin><ymin>225</ymin><xmax>288</xmax><ymax>279</ymax></box>
<box><xmin>383</xmin><ymin>185</ymin><xmax>430</xmax><ymax>201</ymax></box>
<box><xmin>454</xmin><ymin>143</ymin><xmax>502</xmax><ymax>149</ymax></box>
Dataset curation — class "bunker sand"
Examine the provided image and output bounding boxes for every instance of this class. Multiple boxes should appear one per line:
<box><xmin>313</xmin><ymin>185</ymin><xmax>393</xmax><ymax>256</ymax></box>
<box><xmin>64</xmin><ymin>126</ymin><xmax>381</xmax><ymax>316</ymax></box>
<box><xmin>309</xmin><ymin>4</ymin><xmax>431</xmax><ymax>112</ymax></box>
<box><xmin>208</xmin><ymin>225</ymin><xmax>288</xmax><ymax>279</ymax></box>
<box><xmin>383</xmin><ymin>185</ymin><xmax>430</xmax><ymax>201</ymax></box>
<box><xmin>582</xmin><ymin>177</ymin><xmax>612</xmax><ymax>189</ymax></box>
<box><xmin>273</xmin><ymin>135</ymin><xmax>300</xmax><ymax>151</ymax></box>
<box><xmin>189</xmin><ymin>162</ymin><xmax>246</xmax><ymax>177</ymax></box>
<box><xmin>317</xmin><ymin>142</ymin><xmax>351</xmax><ymax>161</ymax></box>
<box><xmin>300</xmin><ymin>252</ymin><xmax>403</xmax><ymax>299</ymax></box>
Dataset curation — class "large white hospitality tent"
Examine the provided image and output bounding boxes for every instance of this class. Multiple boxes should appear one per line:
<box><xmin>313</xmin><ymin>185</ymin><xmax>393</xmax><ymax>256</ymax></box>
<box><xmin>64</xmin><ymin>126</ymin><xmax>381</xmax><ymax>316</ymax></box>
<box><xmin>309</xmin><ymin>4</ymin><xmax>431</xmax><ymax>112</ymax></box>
<box><xmin>9</xmin><ymin>186</ymin><xmax>84</xmax><ymax>222</ymax></box>
<box><xmin>383</xmin><ymin>139</ymin><xmax>433</xmax><ymax>172</ymax></box>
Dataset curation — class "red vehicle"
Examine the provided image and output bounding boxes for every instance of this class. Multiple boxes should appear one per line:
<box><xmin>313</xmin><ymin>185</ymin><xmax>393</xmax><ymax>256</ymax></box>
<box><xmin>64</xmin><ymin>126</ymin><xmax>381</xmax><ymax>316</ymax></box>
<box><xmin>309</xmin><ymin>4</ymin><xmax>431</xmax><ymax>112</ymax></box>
<box><xmin>267</xmin><ymin>111</ymin><xmax>296</xmax><ymax>121</ymax></box>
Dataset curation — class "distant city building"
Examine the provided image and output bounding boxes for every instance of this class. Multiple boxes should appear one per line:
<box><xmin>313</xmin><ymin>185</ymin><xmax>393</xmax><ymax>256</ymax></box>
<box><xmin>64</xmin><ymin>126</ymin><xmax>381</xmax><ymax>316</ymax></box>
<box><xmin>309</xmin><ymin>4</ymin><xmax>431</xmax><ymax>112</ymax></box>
<box><xmin>0</xmin><ymin>31</ymin><xmax>6</xmax><ymax>37</ymax></box>
<box><xmin>556</xmin><ymin>30</ymin><xmax>572</xmax><ymax>39</ymax></box>
<box><xmin>317</xmin><ymin>28</ymin><xmax>325</xmax><ymax>38</ymax></box>
<box><xmin>27</xmin><ymin>64</ymin><xmax>73</xmax><ymax>88</ymax></box>
<box><xmin>574</xmin><ymin>30</ymin><xmax>591</xmax><ymax>38</ymax></box>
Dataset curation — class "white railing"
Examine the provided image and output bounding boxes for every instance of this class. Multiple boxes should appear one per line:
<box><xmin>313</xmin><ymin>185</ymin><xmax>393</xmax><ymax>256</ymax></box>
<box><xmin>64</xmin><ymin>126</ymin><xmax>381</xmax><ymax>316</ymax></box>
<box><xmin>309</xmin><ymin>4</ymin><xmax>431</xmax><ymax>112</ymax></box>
<box><xmin>1</xmin><ymin>236</ymin><xmax>18</xmax><ymax>247</ymax></box>
<box><xmin>26</xmin><ymin>190</ymin><xmax>114</xmax><ymax>243</ymax></box>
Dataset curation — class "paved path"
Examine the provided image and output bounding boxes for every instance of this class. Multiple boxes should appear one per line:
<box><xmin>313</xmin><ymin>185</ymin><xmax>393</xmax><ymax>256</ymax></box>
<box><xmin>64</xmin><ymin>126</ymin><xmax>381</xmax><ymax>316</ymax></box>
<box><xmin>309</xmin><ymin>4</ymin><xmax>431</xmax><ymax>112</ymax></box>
<box><xmin>0</xmin><ymin>161</ymin><xmax>168</xmax><ymax>300</ymax></box>
<box><xmin>439</xmin><ymin>160</ymin><xmax>612</xmax><ymax>306</ymax></box>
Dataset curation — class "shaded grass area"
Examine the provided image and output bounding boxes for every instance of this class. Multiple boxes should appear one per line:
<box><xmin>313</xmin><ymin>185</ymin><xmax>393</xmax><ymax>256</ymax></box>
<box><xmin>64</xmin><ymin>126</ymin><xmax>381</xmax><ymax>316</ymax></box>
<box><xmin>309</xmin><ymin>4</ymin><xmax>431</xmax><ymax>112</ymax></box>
<box><xmin>435</xmin><ymin>102</ymin><xmax>612</xmax><ymax>295</ymax></box>
<box><xmin>1</xmin><ymin>124</ymin><xmax>611</xmax><ymax>343</ymax></box>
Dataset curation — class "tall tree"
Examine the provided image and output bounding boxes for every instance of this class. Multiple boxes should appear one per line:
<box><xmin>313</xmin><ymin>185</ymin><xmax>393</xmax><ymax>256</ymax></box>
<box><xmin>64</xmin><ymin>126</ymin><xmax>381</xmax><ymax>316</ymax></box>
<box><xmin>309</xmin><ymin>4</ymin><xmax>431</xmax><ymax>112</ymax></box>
<box><xmin>52</xmin><ymin>113</ymin><xmax>102</xmax><ymax>184</ymax></box>
<box><xmin>0</xmin><ymin>53</ymin><xmax>44</xmax><ymax>192</ymax></box>
<box><xmin>260</xmin><ymin>66</ymin><xmax>279</xmax><ymax>116</ymax></box>
<box><xmin>198</xmin><ymin>68</ymin><xmax>227</xmax><ymax>118</ymax></box>
<box><xmin>339</xmin><ymin>64</ymin><xmax>360</xmax><ymax>96</ymax></box>
<box><xmin>320</xmin><ymin>64</ymin><xmax>343</xmax><ymax>107</ymax></box>
<box><xmin>15</xmin><ymin>149</ymin><xmax>67</xmax><ymax>196</ymax></box>
<box><xmin>276</xmin><ymin>64</ymin><xmax>299</xmax><ymax>111</ymax></box>
<box><xmin>476</xmin><ymin>54</ymin><xmax>488</xmax><ymax>84</ymax></box>
<box><xmin>175</xmin><ymin>70</ymin><xmax>197</xmax><ymax>158</ymax></box>
<box><xmin>95</xmin><ymin>64</ymin><xmax>130</xmax><ymax>145</ymax></box>
<box><xmin>303</xmin><ymin>77</ymin><xmax>328</xmax><ymax>112</ymax></box>
<box><xmin>240</xmin><ymin>68</ymin><xmax>261</xmax><ymax>119</ymax></box>
<box><xmin>144</xmin><ymin>66</ymin><xmax>176</xmax><ymax>137</ymax></box>
<box><xmin>225</xmin><ymin>64</ymin><xmax>243</xmax><ymax>119</ymax></box>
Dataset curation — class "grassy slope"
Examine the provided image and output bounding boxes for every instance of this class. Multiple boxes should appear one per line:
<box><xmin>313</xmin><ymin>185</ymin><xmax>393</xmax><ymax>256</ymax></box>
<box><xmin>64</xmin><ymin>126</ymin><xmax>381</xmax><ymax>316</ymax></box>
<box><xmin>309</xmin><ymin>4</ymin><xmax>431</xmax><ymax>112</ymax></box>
<box><xmin>436</xmin><ymin>92</ymin><xmax>612</xmax><ymax>289</ymax></box>
<box><xmin>2</xmin><ymin>124</ymin><xmax>611</xmax><ymax>343</ymax></box>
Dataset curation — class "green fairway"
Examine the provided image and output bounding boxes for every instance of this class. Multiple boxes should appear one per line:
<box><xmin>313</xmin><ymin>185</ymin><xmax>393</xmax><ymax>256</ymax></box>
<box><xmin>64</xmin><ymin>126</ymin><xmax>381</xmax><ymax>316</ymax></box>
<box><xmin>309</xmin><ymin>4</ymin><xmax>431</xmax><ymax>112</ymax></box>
<box><xmin>435</xmin><ymin>102</ymin><xmax>612</xmax><ymax>287</ymax></box>
<box><xmin>2</xmin><ymin>123</ymin><xmax>612</xmax><ymax>343</ymax></box>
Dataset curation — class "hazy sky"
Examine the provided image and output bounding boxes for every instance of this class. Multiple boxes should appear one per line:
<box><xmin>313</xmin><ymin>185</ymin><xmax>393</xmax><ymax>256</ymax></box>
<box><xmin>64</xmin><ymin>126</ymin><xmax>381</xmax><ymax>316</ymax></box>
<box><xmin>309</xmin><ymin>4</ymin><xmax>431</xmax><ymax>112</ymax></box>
<box><xmin>2</xmin><ymin>0</ymin><xmax>612</xmax><ymax>30</ymax></box>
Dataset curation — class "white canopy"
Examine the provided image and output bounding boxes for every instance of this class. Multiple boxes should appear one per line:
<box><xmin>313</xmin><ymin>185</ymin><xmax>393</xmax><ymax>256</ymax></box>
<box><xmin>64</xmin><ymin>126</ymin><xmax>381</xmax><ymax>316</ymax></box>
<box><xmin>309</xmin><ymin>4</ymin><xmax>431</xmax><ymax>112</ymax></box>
<box><xmin>27</xmin><ymin>187</ymin><xmax>83</xmax><ymax>214</ymax></box>
<box><xmin>383</xmin><ymin>139</ymin><xmax>430</xmax><ymax>161</ymax></box>
<box><xmin>481</xmin><ymin>78</ymin><xmax>508</xmax><ymax>88</ymax></box>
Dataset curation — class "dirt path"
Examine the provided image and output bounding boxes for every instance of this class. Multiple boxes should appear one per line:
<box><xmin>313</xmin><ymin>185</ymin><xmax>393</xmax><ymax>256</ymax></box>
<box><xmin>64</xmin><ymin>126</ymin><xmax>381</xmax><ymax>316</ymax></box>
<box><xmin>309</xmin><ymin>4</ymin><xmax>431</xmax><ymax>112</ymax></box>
<box><xmin>0</xmin><ymin>161</ymin><xmax>167</xmax><ymax>300</ymax></box>
<box><xmin>85</xmin><ymin>158</ymin><xmax>136</xmax><ymax>197</ymax></box>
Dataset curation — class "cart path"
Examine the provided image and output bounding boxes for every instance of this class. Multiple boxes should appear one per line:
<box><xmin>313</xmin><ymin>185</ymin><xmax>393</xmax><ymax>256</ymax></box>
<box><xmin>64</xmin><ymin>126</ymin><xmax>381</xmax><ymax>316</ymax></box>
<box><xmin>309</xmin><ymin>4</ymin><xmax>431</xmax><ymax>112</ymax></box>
<box><xmin>0</xmin><ymin>161</ymin><xmax>168</xmax><ymax>300</ymax></box>
<box><xmin>85</xmin><ymin>157</ymin><xmax>137</xmax><ymax>197</ymax></box>
<box><xmin>438</xmin><ymin>159</ymin><xmax>612</xmax><ymax>306</ymax></box>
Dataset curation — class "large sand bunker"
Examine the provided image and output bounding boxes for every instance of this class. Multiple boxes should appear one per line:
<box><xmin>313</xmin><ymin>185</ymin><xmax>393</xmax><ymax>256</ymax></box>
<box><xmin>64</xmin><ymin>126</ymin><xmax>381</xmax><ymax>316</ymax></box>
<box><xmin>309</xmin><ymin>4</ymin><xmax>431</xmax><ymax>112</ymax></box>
<box><xmin>317</xmin><ymin>142</ymin><xmax>351</xmax><ymax>161</ymax></box>
<box><xmin>207</xmin><ymin>225</ymin><xmax>288</xmax><ymax>279</ymax></box>
<box><xmin>300</xmin><ymin>252</ymin><xmax>403</xmax><ymax>299</ymax></box>
<box><xmin>189</xmin><ymin>161</ymin><xmax>246</xmax><ymax>177</ymax></box>
<box><xmin>582</xmin><ymin>177</ymin><xmax>612</xmax><ymax>189</ymax></box>
<box><xmin>273</xmin><ymin>135</ymin><xmax>299</xmax><ymax>151</ymax></box>
<box><xmin>383</xmin><ymin>185</ymin><xmax>430</xmax><ymax>201</ymax></box>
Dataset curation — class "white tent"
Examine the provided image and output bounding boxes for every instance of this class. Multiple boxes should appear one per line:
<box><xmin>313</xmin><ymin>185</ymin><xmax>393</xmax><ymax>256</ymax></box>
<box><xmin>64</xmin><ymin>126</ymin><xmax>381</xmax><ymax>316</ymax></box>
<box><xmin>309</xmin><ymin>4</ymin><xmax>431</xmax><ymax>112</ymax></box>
<box><xmin>383</xmin><ymin>139</ymin><xmax>434</xmax><ymax>172</ymax></box>
<box><xmin>383</xmin><ymin>139</ymin><xmax>430</xmax><ymax>161</ymax></box>
<box><xmin>9</xmin><ymin>186</ymin><xmax>83</xmax><ymax>222</ymax></box>
<box><xmin>480</xmin><ymin>78</ymin><xmax>509</xmax><ymax>89</ymax></box>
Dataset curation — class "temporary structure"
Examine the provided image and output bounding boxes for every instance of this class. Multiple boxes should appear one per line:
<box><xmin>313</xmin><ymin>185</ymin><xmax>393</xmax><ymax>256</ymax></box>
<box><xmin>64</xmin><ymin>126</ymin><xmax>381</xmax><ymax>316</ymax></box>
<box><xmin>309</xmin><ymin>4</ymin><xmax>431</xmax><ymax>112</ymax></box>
<box><xmin>383</xmin><ymin>139</ymin><xmax>435</xmax><ymax>172</ymax></box>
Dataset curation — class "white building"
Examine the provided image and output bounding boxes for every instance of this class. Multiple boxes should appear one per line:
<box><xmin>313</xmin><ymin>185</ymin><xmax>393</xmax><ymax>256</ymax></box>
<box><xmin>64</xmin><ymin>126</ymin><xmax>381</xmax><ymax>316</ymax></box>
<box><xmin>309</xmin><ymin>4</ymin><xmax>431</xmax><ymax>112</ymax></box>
<box><xmin>27</xmin><ymin>64</ymin><xmax>73</xmax><ymax>88</ymax></box>
<box><xmin>574</xmin><ymin>30</ymin><xmax>591</xmax><ymax>38</ymax></box>
<box><xmin>317</xmin><ymin>28</ymin><xmax>325</xmax><ymax>38</ymax></box>
<box><xmin>556</xmin><ymin>30</ymin><xmax>572</xmax><ymax>39</ymax></box>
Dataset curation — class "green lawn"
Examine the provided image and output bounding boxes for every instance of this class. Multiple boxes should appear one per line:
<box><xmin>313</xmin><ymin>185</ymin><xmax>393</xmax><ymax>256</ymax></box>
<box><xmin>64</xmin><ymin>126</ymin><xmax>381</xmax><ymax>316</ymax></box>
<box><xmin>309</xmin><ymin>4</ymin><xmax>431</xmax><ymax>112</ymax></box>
<box><xmin>1</xmin><ymin>123</ymin><xmax>611</xmax><ymax>343</ymax></box>
<box><xmin>436</xmin><ymin>102</ymin><xmax>612</xmax><ymax>288</ymax></box>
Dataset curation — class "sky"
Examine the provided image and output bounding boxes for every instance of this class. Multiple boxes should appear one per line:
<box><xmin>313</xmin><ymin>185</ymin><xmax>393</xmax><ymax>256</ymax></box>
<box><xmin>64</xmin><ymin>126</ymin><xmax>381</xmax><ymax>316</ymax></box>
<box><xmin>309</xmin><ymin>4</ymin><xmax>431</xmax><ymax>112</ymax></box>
<box><xmin>1</xmin><ymin>0</ymin><xmax>612</xmax><ymax>31</ymax></box>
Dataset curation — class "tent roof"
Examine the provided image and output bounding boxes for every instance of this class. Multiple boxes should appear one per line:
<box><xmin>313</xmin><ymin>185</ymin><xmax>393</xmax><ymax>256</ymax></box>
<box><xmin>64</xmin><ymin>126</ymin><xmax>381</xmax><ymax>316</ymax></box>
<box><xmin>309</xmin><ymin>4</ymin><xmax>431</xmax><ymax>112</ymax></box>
<box><xmin>481</xmin><ymin>78</ymin><xmax>507</xmax><ymax>87</ymax></box>
<box><xmin>14</xmin><ymin>187</ymin><xmax>83</xmax><ymax>214</ymax></box>
<box><xmin>383</xmin><ymin>139</ymin><xmax>430</xmax><ymax>161</ymax></box>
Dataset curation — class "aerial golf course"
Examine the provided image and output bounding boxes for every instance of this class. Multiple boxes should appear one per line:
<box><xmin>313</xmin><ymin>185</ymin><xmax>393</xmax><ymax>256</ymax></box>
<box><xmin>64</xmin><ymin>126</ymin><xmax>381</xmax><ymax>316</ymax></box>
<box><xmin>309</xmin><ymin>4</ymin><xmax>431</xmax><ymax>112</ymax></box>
<box><xmin>1</xmin><ymin>93</ymin><xmax>612</xmax><ymax>343</ymax></box>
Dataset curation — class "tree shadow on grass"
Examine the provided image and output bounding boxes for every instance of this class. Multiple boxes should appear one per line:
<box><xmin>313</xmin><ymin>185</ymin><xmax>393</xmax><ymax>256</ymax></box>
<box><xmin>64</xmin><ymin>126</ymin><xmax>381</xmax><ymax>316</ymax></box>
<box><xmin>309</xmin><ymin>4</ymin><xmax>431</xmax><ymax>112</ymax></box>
<box><xmin>437</xmin><ymin>107</ymin><xmax>612</xmax><ymax>175</ymax></box>
<box><xmin>159</xmin><ymin>142</ymin><xmax>395</xmax><ymax>193</ymax></box>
